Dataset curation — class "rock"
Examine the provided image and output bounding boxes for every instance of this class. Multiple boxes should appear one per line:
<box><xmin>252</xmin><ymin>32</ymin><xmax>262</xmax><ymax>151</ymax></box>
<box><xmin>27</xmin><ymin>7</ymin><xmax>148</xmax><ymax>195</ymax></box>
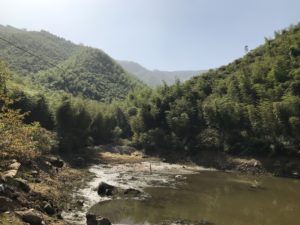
<box><xmin>16</xmin><ymin>195</ymin><xmax>29</xmax><ymax>206</ymax></box>
<box><xmin>43</xmin><ymin>202</ymin><xmax>55</xmax><ymax>215</ymax></box>
<box><xmin>16</xmin><ymin>209</ymin><xmax>45</xmax><ymax>225</ymax></box>
<box><xmin>34</xmin><ymin>178</ymin><xmax>42</xmax><ymax>183</ymax></box>
<box><xmin>0</xmin><ymin>196</ymin><xmax>14</xmax><ymax>212</ymax></box>
<box><xmin>31</xmin><ymin>170</ymin><xmax>39</xmax><ymax>177</ymax></box>
<box><xmin>14</xmin><ymin>178</ymin><xmax>30</xmax><ymax>192</ymax></box>
<box><xmin>97</xmin><ymin>182</ymin><xmax>115</xmax><ymax>196</ymax></box>
<box><xmin>74</xmin><ymin>156</ymin><xmax>85</xmax><ymax>167</ymax></box>
<box><xmin>129</xmin><ymin>176</ymin><xmax>138</xmax><ymax>181</ymax></box>
<box><xmin>76</xmin><ymin>199</ymin><xmax>84</xmax><ymax>207</ymax></box>
<box><xmin>8</xmin><ymin>161</ymin><xmax>21</xmax><ymax>170</ymax></box>
<box><xmin>47</xmin><ymin>156</ymin><xmax>64</xmax><ymax>168</ymax></box>
<box><xmin>2</xmin><ymin>169</ymin><xmax>18</xmax><ymax>180</ymax></box>
<box><xmin>292</xmin><ymin>171</ymin><xmax>299</xmax><ymax>178</ymax></box>
<box><xmin>123</xmin><ymin>188</ymin><xmax>142</xmax><ymax>196</ymax></box>
<box><xmin>0</xmin><ymin>183</ymin><xmax>5</xmax><ymax>193</ymax></box>
<box><xmin>175</xmin><ymin>175</ymin><xmax>186</xmax><ymax>180</ymax></box>
<box><xmin>86</xmin><ymin>213</ymin><xmax>112</xmax><ymax>225</ymax></box>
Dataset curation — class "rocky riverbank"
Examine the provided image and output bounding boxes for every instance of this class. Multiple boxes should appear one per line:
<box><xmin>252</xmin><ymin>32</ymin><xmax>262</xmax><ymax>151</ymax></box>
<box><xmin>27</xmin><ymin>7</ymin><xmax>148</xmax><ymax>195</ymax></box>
<box><xmin>0</xmin><ymin>155</ymin><xmax>91</xmax><ymax>225</ymax></box>
<box><xmin>1</xmin><ymin>145</ymin><xmax>299</xmax><ymax>225</ymax></box>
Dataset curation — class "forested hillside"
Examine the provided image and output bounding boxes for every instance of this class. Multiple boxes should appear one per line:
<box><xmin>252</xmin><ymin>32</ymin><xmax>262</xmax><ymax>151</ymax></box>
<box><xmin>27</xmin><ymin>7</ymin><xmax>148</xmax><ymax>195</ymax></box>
<box><xmin>126</xmin><ymin>23</ymin><xmax>300</xmax><ymax>157</ymax></box>
<box><xmin>0</xmin><ymin>25</ymin><xmax>143</xmax><ymax>102</ymax></box>
<box><xmin>34</xmin><ymin>48</ymin><xmax>142</xmax><ymax>101</ymax></box>
<box><xmin>0</xmin><ymin>25</ymin><xmax>79</xmax><ymax>74</ymax></box>
<box><xmin>1</xmin><ymin>23</ymin><xmax>300</xmax><ymax>162</ymax></box>
<box><xmin>118</xmin><ymin>60</ymin><xmax>206</xmax><ymax>86</ymax></box>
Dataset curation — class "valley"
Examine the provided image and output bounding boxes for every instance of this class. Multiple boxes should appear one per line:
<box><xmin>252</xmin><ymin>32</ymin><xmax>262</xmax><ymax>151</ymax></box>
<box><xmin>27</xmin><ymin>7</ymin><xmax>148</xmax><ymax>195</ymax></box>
<box><xmin>0</xmin><ymin>16</ymin><xmax>300</xmax><ymax>225</ymax></box>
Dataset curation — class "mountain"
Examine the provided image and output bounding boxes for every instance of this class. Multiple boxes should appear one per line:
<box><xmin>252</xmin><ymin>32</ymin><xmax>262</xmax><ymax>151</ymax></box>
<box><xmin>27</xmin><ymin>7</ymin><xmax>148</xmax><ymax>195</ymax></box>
<box><xmin>0</xmin><ymin>25</ymin><xmax>143</xmax><ymax>101</ymax></box>
<box><xmin>118</xmin><ymin>60</ymin><xmax>206</xmax><ymax>86</ymax></box>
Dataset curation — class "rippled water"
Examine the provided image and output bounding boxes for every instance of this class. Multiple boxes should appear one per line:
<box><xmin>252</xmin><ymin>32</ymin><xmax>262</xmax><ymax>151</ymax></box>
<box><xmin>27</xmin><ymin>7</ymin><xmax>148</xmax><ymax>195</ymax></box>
<box><xmin>89</xmin><ymin>171</ymin><xmax>300</xmax><ymax>225</ymax></box>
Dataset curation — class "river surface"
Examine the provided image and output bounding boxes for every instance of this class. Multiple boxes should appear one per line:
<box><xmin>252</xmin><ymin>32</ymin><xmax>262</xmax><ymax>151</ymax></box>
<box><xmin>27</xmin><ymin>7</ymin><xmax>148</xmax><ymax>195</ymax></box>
<box><xmin>63</xmin><ymin>160</ymin><xmax>300</xmax><ymax>225</ymax></box>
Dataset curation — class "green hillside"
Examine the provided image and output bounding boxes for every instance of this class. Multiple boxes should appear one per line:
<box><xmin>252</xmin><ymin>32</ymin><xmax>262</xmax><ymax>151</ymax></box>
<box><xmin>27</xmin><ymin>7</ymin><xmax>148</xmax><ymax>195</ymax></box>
<box><xmin>0</xmin><ymin>25</ymin><xmax>79</xmax><ymax>74</ymax></box>
<box><xmin>34</xmin><ymin>47</ymin><xmax>142</xmax><ymax>101</ymax></box>
<box><xmin>1</xmin><ymin>23</ymin><xmax>300</xmax><ymax>159</ymax></box>
<box><xmin>0</xmin><ymin>25</ymin><xmax>143</xmax><ymax>102</ymax></box>
<box><xmin>126</xmin><ymin>23</ymin><xmax>300</xmax><ymax>156</ymax></box>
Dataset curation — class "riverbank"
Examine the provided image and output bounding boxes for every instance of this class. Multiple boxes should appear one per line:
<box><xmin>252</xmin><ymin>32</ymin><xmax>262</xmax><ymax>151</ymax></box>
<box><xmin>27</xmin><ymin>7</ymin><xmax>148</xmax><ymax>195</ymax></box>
<box><xmin>1</xmin><ymin>145</ymin><xmax>300</xmax><ymax>225</ymax></box>
<box><xmin>0</xmin><ymin>154</ymin><xmax>92</xmax><ymax>225</ymax></box>
<box><xmin>63</xmin><ymin>145</ymin><xmax>300</xmax><ymax>225</ymax></box>
<box><xmin>190</xmin><ymin>150</ymin><xmax>300</xmax><ymax>178</ymax></box>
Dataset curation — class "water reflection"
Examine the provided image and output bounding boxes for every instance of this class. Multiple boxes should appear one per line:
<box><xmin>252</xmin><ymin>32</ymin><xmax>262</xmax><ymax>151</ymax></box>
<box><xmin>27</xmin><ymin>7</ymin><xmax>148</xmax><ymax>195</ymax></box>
<box><xmin>89</xmin><ymin>171</ymin><xmax>300</xmax><ymax>225</ymax></box>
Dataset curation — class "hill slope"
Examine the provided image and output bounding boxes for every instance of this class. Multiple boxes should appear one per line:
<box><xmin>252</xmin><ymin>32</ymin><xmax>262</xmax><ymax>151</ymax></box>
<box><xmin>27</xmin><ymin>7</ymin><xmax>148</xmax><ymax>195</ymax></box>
<box><xmin>0</xmin><ymin>25</ymin><xmax>79</xmax><ymax>74</ymax></box>
<box><xmin>34</xmin><ymin>48</ymin><xmax>142</xmax><ymax>101</ymax></box>
<box><xmin>127</xmin><ymin>23</ymin><xmax>300</xmax><ymax>156</ymax></box>
<box><xmin>0</xmin><ymin>25</ymin><xmax>143</xmax><ymax>101</ymax></box>
<box><xmin>118</xmin><ymin>60</ymin><xmax>206</xmax><ymax>86</ymax></box>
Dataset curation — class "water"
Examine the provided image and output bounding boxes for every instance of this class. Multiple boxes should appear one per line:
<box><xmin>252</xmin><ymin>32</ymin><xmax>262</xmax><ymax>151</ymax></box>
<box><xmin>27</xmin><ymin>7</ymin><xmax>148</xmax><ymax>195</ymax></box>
<box><xmin>89</xmin><ymin>171</ymin><xmax>300</xmax><ymax>225</ymax></box>
<box><xmin>62</xmin><ymin>161</ymin><xmax>210</xmax><ymax>224</ymax></box>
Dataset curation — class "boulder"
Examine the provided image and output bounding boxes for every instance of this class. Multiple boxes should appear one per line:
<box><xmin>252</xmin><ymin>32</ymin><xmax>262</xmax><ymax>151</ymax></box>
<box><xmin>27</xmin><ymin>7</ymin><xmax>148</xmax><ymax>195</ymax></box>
<box><xmin>97</xmin><ymin>182</ymin><xmax>115</xmax><ymax>196</ymax></box>
<box><xmin>8</xmin><ymin>161</ymin><xmax>21</xmax><ymax>170</ymax></box>
<box><xmin>43</xmin><ymin>202</ymin><xmax>55</xmax><ymax>215</ymax></box>
<box><xmin>86</xmin><ymin>213</ymin><xmax>111</xmax><ymax>225</ymax></box>
<box><xmin>16</xmin><ymin>209</ymin><xmax>45</xmax><ymax>225</ymax></box>
<box><xmin>0</xmin><ymin>196</ymin><xmax>14</xmax><ymax>212</ymax></box>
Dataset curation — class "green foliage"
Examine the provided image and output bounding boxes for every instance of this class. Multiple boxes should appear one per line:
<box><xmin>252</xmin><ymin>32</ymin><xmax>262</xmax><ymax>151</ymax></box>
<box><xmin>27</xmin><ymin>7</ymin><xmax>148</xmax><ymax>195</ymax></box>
<box><xmin>9</xmin><ymin>90</ymin><xmax>55</xmax><ymax>130</ymax></box>
<box><xmin>56</xmin><ymin>98</ymin><xmax>92</xmax><ymax>152</ymax></box>
<box><xmin>2</xmin><ymin>22</ymin><xmax>300</xmax><ymax>159</ymax></box>
<box><xmin>0</xmin><ymin>25</ymin><xmax>144</xmax><ymax>102</ymax></box>
<box><xmin>33</xmin><ymin>47</ymin><xmax>143</xmax><ymax>101</ymax></box>
<box><xmin>125</xmin><ymin>23</ymin><xmax>300</xmax><ymax>156</ymax></box>
<box><xmin>0</xmin><ymin>25</ymin><xmax>79</xmax><ymax>74</ymax></box>
<box><xmin>0</xmin><ymin>61</ymin><xmax>56</xmax><ymax>161</ymax></box>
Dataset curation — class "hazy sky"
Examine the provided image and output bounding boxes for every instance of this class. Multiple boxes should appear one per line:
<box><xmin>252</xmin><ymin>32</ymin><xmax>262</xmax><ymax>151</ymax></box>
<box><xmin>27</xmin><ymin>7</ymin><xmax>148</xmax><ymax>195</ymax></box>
<box><xmin>0</xmin><ymin>0</ymin><xmax>300</xmax><ymax>70</ymax></box>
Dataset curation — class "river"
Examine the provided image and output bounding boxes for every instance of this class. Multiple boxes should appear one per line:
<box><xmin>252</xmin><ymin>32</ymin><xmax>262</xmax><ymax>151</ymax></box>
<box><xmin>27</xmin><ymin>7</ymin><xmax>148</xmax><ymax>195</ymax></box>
<box><xmin>63</xmin><ymin>159</ymin><xmax>300</xmax><ymax>225</ymax></box>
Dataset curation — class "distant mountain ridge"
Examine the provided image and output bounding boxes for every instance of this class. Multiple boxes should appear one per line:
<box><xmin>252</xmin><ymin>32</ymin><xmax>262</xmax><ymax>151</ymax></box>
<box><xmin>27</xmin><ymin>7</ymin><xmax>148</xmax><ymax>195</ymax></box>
<box><xmin>0</xmin><ymin>25</ymin><xmax>143</xmax><ymax>102</ymax></box>
<box><xmin>118</xmin><ymin>60</ymin><xmax>206</xmax><ymax>86</ymax></box>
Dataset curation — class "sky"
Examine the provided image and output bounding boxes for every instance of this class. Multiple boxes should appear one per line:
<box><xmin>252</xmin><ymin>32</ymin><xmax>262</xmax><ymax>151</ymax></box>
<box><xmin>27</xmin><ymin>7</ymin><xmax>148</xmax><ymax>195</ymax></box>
<box><xmin>0</xmin><ymin>0</ymin><xmax>300</xmax><ymax>71</ymax></box>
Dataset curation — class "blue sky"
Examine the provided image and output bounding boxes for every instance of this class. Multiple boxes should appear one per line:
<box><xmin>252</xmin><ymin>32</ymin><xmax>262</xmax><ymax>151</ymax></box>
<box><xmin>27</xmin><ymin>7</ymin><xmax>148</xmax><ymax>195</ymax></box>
<box><xmin>0</xmin><ymin>0</ymin><xmax>300</xmax><ymax>70</ymax></box>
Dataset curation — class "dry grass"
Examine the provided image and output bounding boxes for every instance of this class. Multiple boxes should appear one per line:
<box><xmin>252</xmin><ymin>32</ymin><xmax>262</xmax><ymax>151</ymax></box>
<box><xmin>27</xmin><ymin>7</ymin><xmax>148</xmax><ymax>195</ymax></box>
<box><xmin>99</xmin><ymin>151</ymin><xmax>145</xmax><ymax>164</ymax></box>
<box><xmin>0</xmin><ymin>212</ymin><xmax>24</xmax><ymax>225</ymax></box>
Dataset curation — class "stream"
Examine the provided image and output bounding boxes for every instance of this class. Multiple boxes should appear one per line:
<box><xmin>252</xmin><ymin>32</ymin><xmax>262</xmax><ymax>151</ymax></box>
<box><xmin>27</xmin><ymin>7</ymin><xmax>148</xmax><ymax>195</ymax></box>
<box><xmin>62</xmin><ymin>160</ymin><xmax>300</xmax><ymax>225</ymax></box>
